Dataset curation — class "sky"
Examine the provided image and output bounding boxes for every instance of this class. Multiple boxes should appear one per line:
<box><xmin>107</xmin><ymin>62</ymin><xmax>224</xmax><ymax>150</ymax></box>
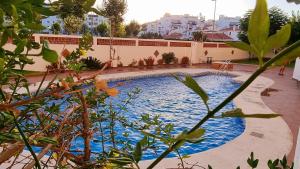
<box><xmin>95</xmin><ymin>0</ymin><xmax>300</xmax><ymax>24</ymax></box>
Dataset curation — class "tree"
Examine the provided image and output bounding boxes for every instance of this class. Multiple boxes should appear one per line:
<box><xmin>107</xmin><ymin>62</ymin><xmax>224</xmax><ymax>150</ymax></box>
<box><xmin>80</xmin><ymin>24</ymin><xmax>90</xmax><ymax>34</ymax></box>
<box><xmin>287</xmin><ymin>0</ymin><xmax>300</xmax><ymax>4</ymax></box>
<box><xmin>95</xmin><ymin>22</ymin><xmax>109</xmax><ymax>36</ymax></box>
<box><xmin>63</xmin><ymin>15</ymin><xmax>84</xmax><ymax>34</ymax></box>
<box><xmin>50</xmin><ymin>22</ymin><xmax>61</xmax><ymax>34</ymax></box>
<box><xmin>139</xmin><ymin>32</ymin><xmax>163</xmax><ymax>39</ymax></box>
<box><xmin>125</xmin><ymin>20</ymin><xmax>140</xmax><ymax>37</ymax></box>
<box><xmin>53</xmin><ymin>0</ymin><xmax>99</xmax><ymax>19</ymax></box>
<box><xmin>99</xmin><ymin>0</ymin><xmax>127</xmax><ymax>36</ymax></box>
<box><xmin>115</xmin><ymin>23</ymin><xmax>126</xmax><ymax>37</ymax></box>
<box><xmin>239</xmin><ymin>7</ymin><xmax>289</xmax><ymax>43</ymax></box>
<box><xmin>289</xmin><ymin>11</ymin><xmax>300</xmax><ymax>44</ymax></box>
<box><xmin>192</xmin><ymin>31</ymin><xmax>207</xmax><ymax>42</ymax></box>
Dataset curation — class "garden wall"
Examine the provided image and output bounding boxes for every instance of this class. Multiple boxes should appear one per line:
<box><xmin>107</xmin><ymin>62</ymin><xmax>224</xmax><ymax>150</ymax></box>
<box><xmin>3</xmin><ymin>34</ymin><xmax>250</xmax><ymax>71</ymax></box>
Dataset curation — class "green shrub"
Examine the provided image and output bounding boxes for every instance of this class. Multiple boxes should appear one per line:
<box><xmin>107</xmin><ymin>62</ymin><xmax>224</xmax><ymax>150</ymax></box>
<box><xmin>162</xmin><ymin>52</ymin><xmax>175</xmax><ymax>64</ymax></box>
<box><xmin>80</xmin><ymin>56</ymin><xmax>104</xmax><ymax>70</ymax></box>
<box><xmin>181</xmin><ymin>56</ymin><xmax>190</xmax><ymax>65</ymax></box>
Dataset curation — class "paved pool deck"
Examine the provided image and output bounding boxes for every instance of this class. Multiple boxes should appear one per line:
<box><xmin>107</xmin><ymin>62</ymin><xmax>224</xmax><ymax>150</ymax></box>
<box><xmin>92</xmin><ymin>68</ymin><xmax>292</xmax><ymax>169</ymax></box>
<box><xmin>232</xmin><ymin>64</ymin><xmax>300</xmax><ymax>164</ymax></box>
<box><xmin>16</xmin><ymin>64</ymin><xmax>299</xmax><ymax>168</ymax></box>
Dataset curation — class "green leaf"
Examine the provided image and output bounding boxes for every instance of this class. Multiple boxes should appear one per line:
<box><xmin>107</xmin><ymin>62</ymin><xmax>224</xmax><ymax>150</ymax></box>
<box><xmin>268</xmin><ymin>159</ymin><xmax>280</xmax><ymax>169</ymax></box>
<box><xmin>185</xmin><ymin>129</ymin><xmax>205</xmax><ymax>143</ymax></box>
<box><xmin>83</xmin><ymin>0</ymin><xmax>96</xmax><ymax>11</ymax></box>
<box><xmin>280</xmin><ymin>155</ymin><xmax>287</xmax><ymax>168</ymax></box>
<box><xmin>133</xmin><ymin>142</ymin><xmax>142</xmax><ymax>163</ymax></box>
<box><xmin>15</xmin><ymin>40</ymin><xmax>27</xmax><ymax>54</ymax></box>
<box><xmin>26</xmin><ymin>23</ymin><xmax>45</xmax><ymax>31</ymax></box>
<box><xmin>181</xmin><ymin>154</ymin><xmax>191</xmax><ymax>159</ymax></box>
<box><xmin>174</xmin><ymin>75</ymin><xmax>209</xmax><ymax>104</ymax></box>
<box><xmin>141</xmin><ymin>131</ymin><xmax>168</xmax><ymax>143</ymax></box>
<box><xmin>186</xmin><ymin>129</ymin><xmax>205</xmax><ymax>140</ymax></box>
<box><xmin>33</xmin><ymin>7</ymin><xmax>56</xmax><ymax>16</ymax></box>
<box><xmin>1</xmin><ymin>30</ymin><xmax>9</xmax><ymax>47</ymax></box>
<box><xmin>41</xmin><ymin>46</ymin><xmax>58</xmax><ymax>63</ymax></box>
<box><xmin>273</xmin><ymin>40</ymin><xmax>300</xmax><ymax>66</ymax></box>
<box><xmin>0</xmin><ymin>58</ymin><xmax>4</xmax><ymax>72</ymax></box>
<box><xmin>90</xmin><ymin>8</ymin><xmax>103</xmax><ymax>16</ymax></box>
<box><xmin>109</xmin><ymin>157</ymin><xmax>132</xmax><ymax>165</ymax></box>
<box><xmin>11</xmin><ymin>4</ymin><xmax>19</xmax><ymax>21</ymax></box>
<box><xmin>248</xmin><ymin>0</ymin><xmax>270</xmax><ymax>57</ymax></box>
<box><xmin>226</xmin><ymin>41</ymin><xmax>252</xmax><ymax>52</ymax></box>
<box><xmin>0</xmin><ymin>132</ymin><xmax>21</xmax><ymax>143</ymax></box>
<box><xmin>220</xmin><ymin>108</ymin><xmax>281</xmax><ymax>119</ymax></box>
<box><xmin>176</xmin><ymin>129</ymin><xmax>205</xmax><ymax>144</ymax></box>
<box><xmin>0</xmin><ymin>9</ymin><xmax>4</xmax><ymax>26</ymax></box>
<box><xmin>264</xmin><ymin>24</ymin><xmax>291</xmax><ymax>55</ymax></box>
<box><xmin>247</xmin><ymin>152</ymin><xmax>259</xmax><ymax>168</ymax></box>
<box><xmin>36</xmin><ymin>137</ymin><xmax>57</xmax><ymax>145</ymax></box>
<box><xmin>186</xmin><ymin>138</ymin><xmax>205</xmax><ymax>144</ymax></box>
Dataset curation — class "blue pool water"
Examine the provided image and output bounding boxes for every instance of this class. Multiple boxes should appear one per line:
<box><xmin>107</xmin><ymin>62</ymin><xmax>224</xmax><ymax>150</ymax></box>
<box><xmin>70</xmin><ymin>74</ymin><xmax>245</xmax><ymax>160</ymax></box>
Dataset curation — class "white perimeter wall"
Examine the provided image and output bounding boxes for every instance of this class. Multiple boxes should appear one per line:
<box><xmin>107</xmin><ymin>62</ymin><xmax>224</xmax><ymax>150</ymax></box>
<box><xmin>4</xmin><ymin>34</ymin><xmax>250</xmax><ymax>71</ymax></box>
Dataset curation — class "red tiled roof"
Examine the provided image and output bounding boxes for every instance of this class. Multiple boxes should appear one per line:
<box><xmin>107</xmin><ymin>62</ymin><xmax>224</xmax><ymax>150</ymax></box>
<box><xmin>220</xmin><ymin>27</ymin><xmax>240</xmax><ymax>32</ymax></box>
<box><xmin>204</xmin><ymin>32</ymin><xmax>233</xmax><ymax>41</ymax></box>
<box><xmin>163</xmin><ymin>33</ymin><xmax>183</xmax><ymax>39</ymax></box>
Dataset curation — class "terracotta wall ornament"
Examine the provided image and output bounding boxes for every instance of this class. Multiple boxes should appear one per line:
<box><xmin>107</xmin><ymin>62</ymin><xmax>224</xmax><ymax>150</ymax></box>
<box><xmin>204</xmin><ymin>50</ymin><xmax>208</xmax><ymax>56</ymax></box>
<box><xmin>154</xmin><ymin>50</ymin><xmax>160</xmax><ymax>58</ymax></box>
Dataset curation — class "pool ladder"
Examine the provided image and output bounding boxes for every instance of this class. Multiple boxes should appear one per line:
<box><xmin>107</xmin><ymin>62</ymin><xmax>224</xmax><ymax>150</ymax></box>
<box><xmin>217</xmin><ymin>59</ymin><xmax>231</xmax><ymax>76</ymax></box>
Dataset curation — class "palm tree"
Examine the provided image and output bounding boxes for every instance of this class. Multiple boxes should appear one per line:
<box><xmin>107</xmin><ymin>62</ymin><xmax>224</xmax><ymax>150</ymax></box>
<box><xmin>192</xmin><ymin>31</ymin><xmax>207</xmax><ymax>42</ymax></box>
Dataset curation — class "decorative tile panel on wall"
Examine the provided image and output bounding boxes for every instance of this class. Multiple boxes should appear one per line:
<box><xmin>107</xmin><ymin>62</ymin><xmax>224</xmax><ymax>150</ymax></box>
<box><xmin>218</xmin><ymin>43</ymin><xmax>231</xmax><ymax>48</ymax></box>
<box><xmin>170</xmin><ymin>42</ymin><xmax>191</xmax><ymax>47</ymax></box>
<box><xmin>203</xmin><ymin>43</ymin><xmax>218</xmax><ymax>48</ymax></box>
<box><xmin>97</xmin><ymin>39</ymin><xmax>136</xmax><ymax>46</ymax></box>
<box><xmin>40</xmin><ymin>36</ymin><xmax>81</xmax><ymax>44</ymax></box>
<box><xmin>138</xmin><ymin>40</ymin><xmax>168</xmax><ymax>47</ymax></box>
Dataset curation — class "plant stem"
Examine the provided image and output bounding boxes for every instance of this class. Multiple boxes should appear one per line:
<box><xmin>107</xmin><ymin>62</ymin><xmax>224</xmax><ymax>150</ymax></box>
<box><xmin>175</xmin><ymin>149</ymin><xmax>185</xmax><ymax>169</ymax></box>
<box><xmin>34</xmin><ymin>69</ymin><xmax>49</xmax><ymax>97</ymax></box>
<box><xmin>9</xmin><ymin>64</ymin><xmax>25</xmax><ymax>103</ymax></box>
<box><xmin>13</xmin><ymin>116</ymin><xmax>41</xmax><ymax>169</ymax></box>
<box><xmin>78</xmin><ymin>92</ymin><xmax>91</xmax><ymax>162</ymax></box>
<box><xmin>146</xmin><ymin>40</ymin><xmax>300</xmax><ymax>169</ymax></box>
<box><xmin>109</xmin><ymin>101</ymin><xmax>116</xmax><ymax>148</ymax></box>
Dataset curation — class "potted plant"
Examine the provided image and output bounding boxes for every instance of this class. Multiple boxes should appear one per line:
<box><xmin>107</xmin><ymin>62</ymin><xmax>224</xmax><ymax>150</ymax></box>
<box><xmin>162</xmin><ymin>52</ymin><xmax>175</xmax><ymax>65</ymax></box>
<box><xmin>157</xmin><ymin>59</ymin><xmax>164</xmax><ymax>68</ymax></box>
<box><xmin>129</xmin><ymin>59</ymin><xmax>138</xmax><ymax>67</ymax></box>
<box><xmin>80</xmin><ymin>56</ymin><xmax>104</xmax><ymax>70</ymax></box>
<box><xmin>181</xmin><ymin>57</ymin><xmax>190</xmax><ymax>67</ymax></box>
<box><xmin>117</xmin><ymin>61</ymin><xmax>123</xmax><ymax>71</ymax></box>
<box><xmin>144</xmin><ymin>56</ymin><xmax>155</xmax><ymax>68</ymax></box>
<box><xmin>138</xmin><ymin>59</ymin><xmax>145</xmax><ymax>69</ymax></box>
<box><xmin>117</xmin><ymin>62</ymin><xmax>123</xmax><ymax>67</ymax></box>
<box><xmin>173</xmin><ymin>57</ymin><xmax>179</xmax><ymax>66</ymax></box>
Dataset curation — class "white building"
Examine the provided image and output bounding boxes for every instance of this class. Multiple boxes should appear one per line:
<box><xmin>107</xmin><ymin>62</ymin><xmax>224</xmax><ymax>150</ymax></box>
<box><xmin>219</xmin><ymin>25</ymin><xmax>240</xmax><ymax>41</ymax></box>
<box><xmin>216</xmin><ymin>15</ymin><xmax>241</xmax><ymax>41</ymax></box>
<box><xmin>85</xmin><ymin>14</ymin><xmax>108</xmax><ymax>29</ymax></box>
<box><xmin>216</xmin><ymin>15</ymin><xmax>240</xmax><ymax>30</ymax></box>
<box><xmin>41</xmin><ymin>14</ymin><xmax>107</xmax><ymax>34</ymax></box>
<box><xmin>42</xmin><ymin>16</ymin><xmax>62</xmax><ymax>33</ymax></box>
<box><xmin>142</xmin><ymin>13</ymin><xmax>205</xmax><ymax>40</ymax></box>
<box><xmin>142</xmin><ymin>13</ymin><xmax>242</xmax><ymax>40</ymax></box>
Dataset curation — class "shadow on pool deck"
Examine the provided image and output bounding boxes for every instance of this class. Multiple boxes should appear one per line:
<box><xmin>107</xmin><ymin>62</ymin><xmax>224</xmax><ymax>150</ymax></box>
<box><xmin>233</xmin><ymin>64</ymin><xmax>300</xmax><ymax>163</ymax></box>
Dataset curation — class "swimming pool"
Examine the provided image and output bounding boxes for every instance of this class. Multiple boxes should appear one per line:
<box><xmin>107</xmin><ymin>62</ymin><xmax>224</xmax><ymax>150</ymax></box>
<box><xmin>71</xmin><ymin>74</ymin><xmax>245</xmax><ymax>160</ymax></box>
